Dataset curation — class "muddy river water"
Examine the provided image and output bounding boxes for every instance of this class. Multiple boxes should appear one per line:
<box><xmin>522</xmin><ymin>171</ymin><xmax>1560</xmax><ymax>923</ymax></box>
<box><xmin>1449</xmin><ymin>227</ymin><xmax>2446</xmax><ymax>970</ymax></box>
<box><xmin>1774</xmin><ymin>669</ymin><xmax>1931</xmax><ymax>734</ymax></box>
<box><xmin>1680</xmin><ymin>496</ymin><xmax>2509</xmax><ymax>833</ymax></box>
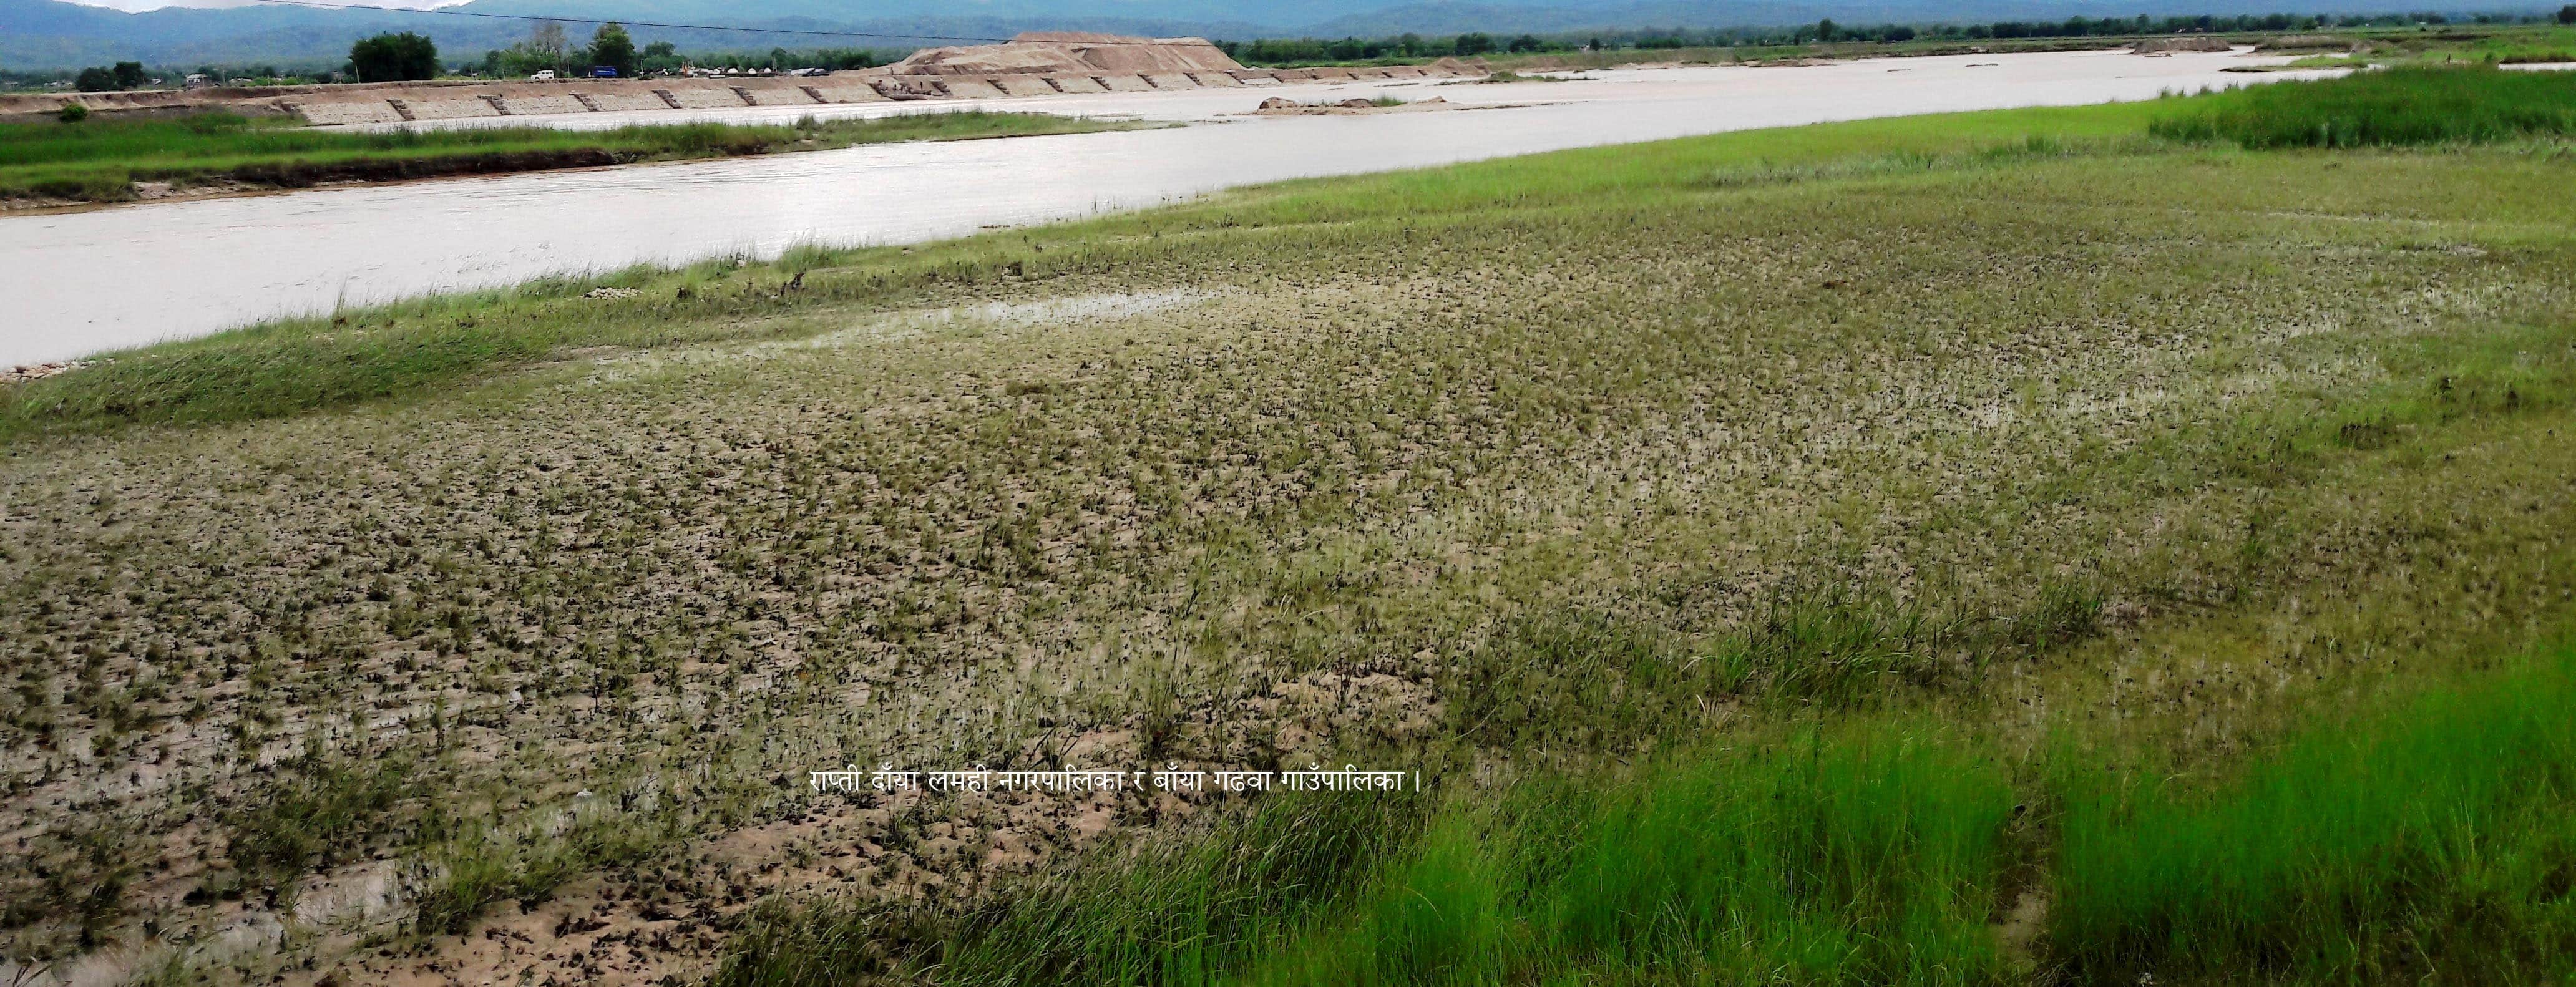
<box><xmin>1</xmin><ymin>48</ymin><xmax>2334</xmax><ymax>364</ymax></box>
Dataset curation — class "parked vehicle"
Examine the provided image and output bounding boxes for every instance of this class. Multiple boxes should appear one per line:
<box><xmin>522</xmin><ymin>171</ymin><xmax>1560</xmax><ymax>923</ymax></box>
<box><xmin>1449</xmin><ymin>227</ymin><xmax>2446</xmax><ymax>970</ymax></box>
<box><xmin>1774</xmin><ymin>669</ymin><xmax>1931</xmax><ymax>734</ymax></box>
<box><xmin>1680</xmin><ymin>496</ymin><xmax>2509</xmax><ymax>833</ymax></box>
<box><xmin>529</xmin><ymin>70</ymin><xmax>556</xmax><ymax>80</ymax></box>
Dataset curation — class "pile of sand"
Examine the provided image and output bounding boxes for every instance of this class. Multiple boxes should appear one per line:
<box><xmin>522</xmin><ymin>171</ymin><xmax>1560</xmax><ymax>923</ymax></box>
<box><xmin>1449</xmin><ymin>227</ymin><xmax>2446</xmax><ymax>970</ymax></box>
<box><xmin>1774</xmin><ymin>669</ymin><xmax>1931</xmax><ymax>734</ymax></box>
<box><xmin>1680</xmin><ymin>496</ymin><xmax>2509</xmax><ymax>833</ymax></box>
<box><xmin>1252</xmin><ymin>95</ymin><xmax>1453</xmax><ymax>115</ymax></box>
<box><xmin>2132</xmin><ymin>37</ymin><xmax>2236</xmax><ymax>54</ymax></box>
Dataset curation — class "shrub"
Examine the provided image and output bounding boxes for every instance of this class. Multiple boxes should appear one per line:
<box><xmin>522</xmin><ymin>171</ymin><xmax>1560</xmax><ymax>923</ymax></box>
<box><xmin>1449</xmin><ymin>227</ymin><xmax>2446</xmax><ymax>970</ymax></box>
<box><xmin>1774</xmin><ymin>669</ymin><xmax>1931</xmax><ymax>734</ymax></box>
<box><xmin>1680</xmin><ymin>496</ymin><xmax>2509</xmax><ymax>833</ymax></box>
<box><xmin>56</xmin><ymin>102</ymin><xmax>89</xmax><ymax>124</ymax></box>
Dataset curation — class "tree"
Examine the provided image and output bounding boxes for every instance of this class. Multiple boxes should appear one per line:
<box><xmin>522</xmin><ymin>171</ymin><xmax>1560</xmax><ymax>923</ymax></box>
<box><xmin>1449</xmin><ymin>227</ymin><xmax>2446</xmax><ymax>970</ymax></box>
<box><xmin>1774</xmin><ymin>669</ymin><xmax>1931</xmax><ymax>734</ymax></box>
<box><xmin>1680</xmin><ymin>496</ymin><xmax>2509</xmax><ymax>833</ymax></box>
<box><xmin>112</xmin><ymin>61</ymin><xmax>145</xmax><ymax>89</ymax></box>
<box><xmin>74</xmin><ymin>66</ymin><xmax>116</xmax><ymax>92</ymax></box>
<box><xmin>587</xmin><ymin>22</ymin><xmax>637</xmax><ymax>78</ymax></box>
<box><xmin>1453</xmin><ymin>32</ymin><xmax>1496</xmax><ymax>56</ymax></box>
<box><xmin>1816</xmin><ymin>19</ymin><xmax>1840</xmax><ymax>42</ymax></box>
<box><xmin>349</xmin><ymin>31</ymin><xmax>439</xmax><ymax>82</ymax></box>
<box><xmin>530</xmin><ymin>21</ymin><xmax>568</xmax><ymax>75</ymax></box>
<box><xmin>2560</xmin><ymin>4</ymin><xmax>2575</xmax><ymax>24</ymax></box>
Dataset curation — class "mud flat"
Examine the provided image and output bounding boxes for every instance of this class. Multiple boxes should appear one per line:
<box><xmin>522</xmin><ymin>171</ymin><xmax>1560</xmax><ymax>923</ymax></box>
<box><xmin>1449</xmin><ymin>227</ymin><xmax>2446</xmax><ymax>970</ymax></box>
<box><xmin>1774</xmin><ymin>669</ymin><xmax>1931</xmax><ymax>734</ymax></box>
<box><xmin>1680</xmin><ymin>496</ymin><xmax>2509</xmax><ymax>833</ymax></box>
<box><xmin>0</xmin><ymin>47</ymin><xmax>2331</xmax><ymax>365</ymax></box>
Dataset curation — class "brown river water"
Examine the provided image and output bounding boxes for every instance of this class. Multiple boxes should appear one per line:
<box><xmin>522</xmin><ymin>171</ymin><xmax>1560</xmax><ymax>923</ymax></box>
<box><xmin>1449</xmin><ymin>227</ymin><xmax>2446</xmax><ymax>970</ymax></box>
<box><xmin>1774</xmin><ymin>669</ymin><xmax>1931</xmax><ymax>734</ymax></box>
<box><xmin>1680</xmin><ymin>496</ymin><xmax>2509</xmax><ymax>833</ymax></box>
<box><xmin>0</xmin><ymin>48</ymin><xmax>2334</xmax><ymax>365</ymax></box>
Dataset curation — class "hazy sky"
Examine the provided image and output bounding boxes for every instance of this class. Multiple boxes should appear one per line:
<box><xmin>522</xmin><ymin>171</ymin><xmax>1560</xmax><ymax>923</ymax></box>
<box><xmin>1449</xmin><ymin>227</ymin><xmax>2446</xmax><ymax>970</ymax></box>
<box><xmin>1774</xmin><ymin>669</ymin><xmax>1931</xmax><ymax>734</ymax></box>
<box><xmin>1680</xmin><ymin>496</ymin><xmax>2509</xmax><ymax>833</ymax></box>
<box><xmin>62</xmin><ymin>0</ymin><xmax>469</xmax><ymax>11</ymax></box>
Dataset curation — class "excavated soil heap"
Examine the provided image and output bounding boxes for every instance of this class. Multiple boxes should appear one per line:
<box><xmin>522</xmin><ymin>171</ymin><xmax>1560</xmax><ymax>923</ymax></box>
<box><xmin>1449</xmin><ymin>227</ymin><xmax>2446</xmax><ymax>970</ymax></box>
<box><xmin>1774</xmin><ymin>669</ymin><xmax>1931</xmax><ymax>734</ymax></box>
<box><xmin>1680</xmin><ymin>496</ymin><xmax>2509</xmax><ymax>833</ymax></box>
<box><xmin>2133</xmin><ymin>37</ymin><xmax>2236</xmax><ymax>53</ymax></box>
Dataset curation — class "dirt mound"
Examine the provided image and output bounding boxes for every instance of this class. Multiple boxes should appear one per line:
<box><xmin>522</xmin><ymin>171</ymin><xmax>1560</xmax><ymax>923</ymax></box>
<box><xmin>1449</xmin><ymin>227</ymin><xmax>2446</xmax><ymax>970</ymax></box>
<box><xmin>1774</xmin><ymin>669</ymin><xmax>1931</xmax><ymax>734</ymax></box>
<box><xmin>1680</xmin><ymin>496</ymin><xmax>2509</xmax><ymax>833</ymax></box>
<box><xmin>1252</xmin><ymin>95</ymin><xmax>1452</xmax><ymax>115</ymax></box>
<box><xmin>1423</xmin><ymin>56</ymin><xmax>1490</xmax><ymax>75</ymax></box>
<box><xmin>2132</xmin><ymin>37</ymin><xmax>2235</xmax><ymax>54</ymax></box>
<box><xmin>2258</xmin><ymin>34</ymin><xmax>2358</xmax><ymax>51</ymax></box>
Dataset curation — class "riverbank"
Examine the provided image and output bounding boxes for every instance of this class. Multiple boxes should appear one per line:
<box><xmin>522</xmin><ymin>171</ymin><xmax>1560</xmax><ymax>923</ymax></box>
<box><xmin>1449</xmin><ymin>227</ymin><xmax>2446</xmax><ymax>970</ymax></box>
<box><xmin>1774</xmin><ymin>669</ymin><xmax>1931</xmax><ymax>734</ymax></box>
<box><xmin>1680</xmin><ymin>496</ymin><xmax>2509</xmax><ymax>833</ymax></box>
<box><xmin>0</xmin><ymin>110</ymin><xmax>1145</xmax><ymax>208</ymax></box>
<box><xmin>0</xmin><ymin>47</ymin><xmax>2328</xmax><ymax>366</ymax></box>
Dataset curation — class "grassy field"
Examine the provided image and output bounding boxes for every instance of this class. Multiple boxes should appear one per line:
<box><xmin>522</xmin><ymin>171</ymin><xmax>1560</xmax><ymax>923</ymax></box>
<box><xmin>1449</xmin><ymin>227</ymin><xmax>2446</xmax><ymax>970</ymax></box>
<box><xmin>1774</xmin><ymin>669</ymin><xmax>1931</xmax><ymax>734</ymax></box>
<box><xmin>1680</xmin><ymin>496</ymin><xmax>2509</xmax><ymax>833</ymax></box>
<box><xmin>2154</xmin><ymin>64</ymin><xmax>2576</xmax><ymax>147</ymax></box>
<box><xmin>4</xmin><ymin>67</ymin><xmax>2576</xmax><ymax>985</ymax></box>
<box><xmin>0</xmin><ymin>110</ymin><xmax>1137</xmax><ymax>204</ymax></box>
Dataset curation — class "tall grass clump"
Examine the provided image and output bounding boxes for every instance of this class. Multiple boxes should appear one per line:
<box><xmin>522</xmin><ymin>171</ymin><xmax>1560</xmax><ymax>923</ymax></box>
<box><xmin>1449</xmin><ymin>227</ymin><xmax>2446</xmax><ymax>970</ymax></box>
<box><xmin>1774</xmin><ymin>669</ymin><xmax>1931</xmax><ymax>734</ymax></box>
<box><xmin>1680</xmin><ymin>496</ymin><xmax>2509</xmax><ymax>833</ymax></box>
<box><xmin>2152</xmin><ymin>64</ymin><xmax>2576</xmax><ymax>148</ymax></box>
<box><xmin>2051</xmin><ymin>644</ymin><xmax>2576</xmax><ymax>983</ymax></box>
<box><xmin>1241</xmin><ymin>724</ymin><xmax>2018</xmax><ymax>986</ymax></box>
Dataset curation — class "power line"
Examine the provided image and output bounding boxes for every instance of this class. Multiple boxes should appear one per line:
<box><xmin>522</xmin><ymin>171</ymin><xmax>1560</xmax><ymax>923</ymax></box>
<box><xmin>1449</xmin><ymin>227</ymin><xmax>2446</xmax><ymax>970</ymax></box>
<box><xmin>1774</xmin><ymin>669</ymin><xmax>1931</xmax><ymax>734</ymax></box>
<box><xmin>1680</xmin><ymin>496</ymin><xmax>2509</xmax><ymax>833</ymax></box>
<box><xmin>251</xmin><ymin>0</ymin><xmax>1191</xmax><ymax>45</ymax></box>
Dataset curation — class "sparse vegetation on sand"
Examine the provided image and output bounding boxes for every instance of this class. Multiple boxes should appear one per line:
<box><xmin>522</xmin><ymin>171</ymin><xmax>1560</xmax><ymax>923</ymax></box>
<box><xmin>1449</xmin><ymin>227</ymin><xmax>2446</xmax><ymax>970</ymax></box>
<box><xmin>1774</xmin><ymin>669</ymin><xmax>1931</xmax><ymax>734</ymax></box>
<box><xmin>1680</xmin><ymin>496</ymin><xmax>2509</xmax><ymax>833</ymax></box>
<box><xmin>0</xmin><ymin>110</ymin><xmax>1139</xmax><ymax>205</ymax></box>
<box><xmin>5</xmin><ymin>67</ymin><xmax>2576</xmax><ymax>985</ymax></box>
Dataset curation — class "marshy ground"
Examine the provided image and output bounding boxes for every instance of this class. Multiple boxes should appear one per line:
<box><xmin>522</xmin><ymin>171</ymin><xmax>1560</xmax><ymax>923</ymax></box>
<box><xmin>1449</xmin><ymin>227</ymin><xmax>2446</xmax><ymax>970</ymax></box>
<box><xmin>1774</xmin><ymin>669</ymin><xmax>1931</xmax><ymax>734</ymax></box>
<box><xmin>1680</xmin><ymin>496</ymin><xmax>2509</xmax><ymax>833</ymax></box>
<box><xmin>4</xmin><ymin>69</ymin><xmax>2575</xmax><ymax>986</ymax></box>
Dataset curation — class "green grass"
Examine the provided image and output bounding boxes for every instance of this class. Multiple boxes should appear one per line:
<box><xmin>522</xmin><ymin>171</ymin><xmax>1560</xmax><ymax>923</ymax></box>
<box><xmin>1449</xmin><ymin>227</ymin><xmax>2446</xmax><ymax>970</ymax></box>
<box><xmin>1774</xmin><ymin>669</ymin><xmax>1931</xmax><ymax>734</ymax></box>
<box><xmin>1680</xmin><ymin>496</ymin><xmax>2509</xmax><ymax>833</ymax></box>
<box><xmin>719</xmin><ymin>644</ymin><xmax>2576</xmax><ymax>986</ymax></box>
<box><xmin>0</xmin><ymin>110</ymin><xmax>1134</xmax><ymax>203</ymax></box>
<box><xmin>2152</xmin><ymin>64</ymin><xmax>2576</xmax><ymax>148</ymax></box>
<box><xmin>716</xmin><ymin>792</ymin><xmax>1427</xmax><ymax>987</ymax></box>
<box><xmin>716</xmin><ymin>723</ymin><xmax>2016</xmax><ymax>987</ymax></box>
<box><xmin>1239</xmin><ymin>728</ymin><xmax>2018</xmax><ymax>987</ymax></box>
<box><xmin>2052</xmin><ymin>646</ymin><xmax>2576</xmax><ymax>983</ymax></box>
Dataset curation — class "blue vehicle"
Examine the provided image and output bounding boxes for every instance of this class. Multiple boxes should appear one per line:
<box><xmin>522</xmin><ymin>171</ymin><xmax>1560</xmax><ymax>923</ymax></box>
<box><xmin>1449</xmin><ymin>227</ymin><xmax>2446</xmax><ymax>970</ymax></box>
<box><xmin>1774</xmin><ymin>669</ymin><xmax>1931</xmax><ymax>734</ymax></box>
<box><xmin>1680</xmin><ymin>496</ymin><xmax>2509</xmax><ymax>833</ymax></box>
<box><xmin>590</xmin><ymin>66</ymin><xmax>618</xmax><ymax>78</ymax></box>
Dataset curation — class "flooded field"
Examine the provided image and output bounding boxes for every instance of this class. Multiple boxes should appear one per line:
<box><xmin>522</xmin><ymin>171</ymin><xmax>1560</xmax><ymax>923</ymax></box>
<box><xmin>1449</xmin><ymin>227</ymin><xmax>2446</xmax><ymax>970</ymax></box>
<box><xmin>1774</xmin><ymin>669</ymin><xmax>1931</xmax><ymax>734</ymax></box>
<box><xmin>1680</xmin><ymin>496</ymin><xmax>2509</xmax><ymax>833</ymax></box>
<box><xmin>0</xmin><ymin>47</ymin><xmax>2330</xmax><ymax>365</ymax></box>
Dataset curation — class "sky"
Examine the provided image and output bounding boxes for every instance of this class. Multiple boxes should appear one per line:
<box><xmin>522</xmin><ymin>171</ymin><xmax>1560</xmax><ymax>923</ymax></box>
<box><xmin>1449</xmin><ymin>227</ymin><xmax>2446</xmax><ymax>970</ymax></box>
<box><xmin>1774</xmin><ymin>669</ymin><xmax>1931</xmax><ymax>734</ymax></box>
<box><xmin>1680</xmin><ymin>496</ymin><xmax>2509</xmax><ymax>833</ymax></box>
<box><xmin>60</xmin><ymin>0</ymin><xmax>470</xmax><ymax>11</ymax></box>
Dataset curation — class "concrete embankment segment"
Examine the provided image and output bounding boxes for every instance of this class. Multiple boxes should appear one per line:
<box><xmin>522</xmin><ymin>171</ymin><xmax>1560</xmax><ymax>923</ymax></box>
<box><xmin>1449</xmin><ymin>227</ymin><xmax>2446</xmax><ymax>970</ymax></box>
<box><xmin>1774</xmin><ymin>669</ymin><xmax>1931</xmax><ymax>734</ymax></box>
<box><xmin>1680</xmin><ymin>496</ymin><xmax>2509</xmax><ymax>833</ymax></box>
<box><xmin>990</xmin><ymin>77</ymin><xmax>1058</xmax><ymax>97</ymax></box>
<box><xmin>582</xmin><ymin>90</ymin><xmax>671</xmax><ymax>112</ymax></box>
<box><xmin>5</xmin><ymin>37</ymin><xmax>1484</xmax><ymax>127</ymax></box>
<box><xmin>736</xmin><ymin>84</ymin><xmax>821</xmax><ymax>106</ymax></box>
<box><xmin>805</xmin><ymin>84</ymin><xmax>890</xmax><ymax>104</ymax></box>
<box><xmin>402</xmin><ymin>97</ymin><xmax>499</xmax><ymax>120</ymax></box>
<box><xmin>941</xmin><ymin>78</ymin><xmax>1011</xmax><ymax>98</ymax></box>
<box><xmin>663</xmin><ymin>85</ymin><xmax>749</xmax><ymax>109</ymax></box>
<box><xmin>497</xmin><ymin>94</ymin><xmax>588</xmax><ymax>115</ymax></box>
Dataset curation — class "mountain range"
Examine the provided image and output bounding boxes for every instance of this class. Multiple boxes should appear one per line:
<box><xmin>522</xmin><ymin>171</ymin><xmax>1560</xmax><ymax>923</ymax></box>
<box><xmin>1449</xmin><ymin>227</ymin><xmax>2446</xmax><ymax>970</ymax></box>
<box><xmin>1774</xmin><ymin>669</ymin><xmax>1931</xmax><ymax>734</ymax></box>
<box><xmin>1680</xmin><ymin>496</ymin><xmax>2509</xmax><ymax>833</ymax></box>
<box><xmin>2</xmin><ymin>0</ymin><xmax>2550</xmax><ymax>70</ymax></box>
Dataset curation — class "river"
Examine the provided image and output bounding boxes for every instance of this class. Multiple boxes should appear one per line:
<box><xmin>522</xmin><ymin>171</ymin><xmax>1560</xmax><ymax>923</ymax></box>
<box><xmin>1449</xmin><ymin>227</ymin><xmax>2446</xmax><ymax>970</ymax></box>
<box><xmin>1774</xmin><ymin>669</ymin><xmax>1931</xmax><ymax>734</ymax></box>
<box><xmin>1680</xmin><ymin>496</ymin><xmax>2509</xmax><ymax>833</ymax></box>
<box><xmin>0</xmin><ymin>47</ymin><xmax>2334</xmax><ymax>365</ymax></box>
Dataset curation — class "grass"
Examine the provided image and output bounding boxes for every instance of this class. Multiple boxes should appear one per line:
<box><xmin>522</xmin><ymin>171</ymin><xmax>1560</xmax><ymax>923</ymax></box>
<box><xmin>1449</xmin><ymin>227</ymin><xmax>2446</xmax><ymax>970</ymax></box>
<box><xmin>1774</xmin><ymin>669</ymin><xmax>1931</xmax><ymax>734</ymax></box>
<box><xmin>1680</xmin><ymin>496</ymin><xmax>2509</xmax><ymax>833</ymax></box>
<box><xmin>2053</xmin><ymin>646</ymin><xmax>2576</xmax><ymax>983</ymax></box>
<box><xmin>720</xmin><ymin>643</ymin><xmax>2576</xmax><ymax>986</ymax></box>
<box><xmin>0</xmin><ymin>109</ymin><xmax>1137</xmax><ymax>203</ymax></box>
<box><xmin>716</xmin><ymin>722</ymin><xmax>2019</xmax><ymax>987</ymax></box>
<box><xmin>1232</xmin><ymin>727</ymin><xmax>2018</xmax><ymax>987</ymax></box>
<box><xmin>6</xmin><ymin>65</ymin><xmax>2576</xmax><ymax>983</ymax></box>
<box><xmin>2152</xmin><ymin>64</ymin><xmax>2576</xmax><ymax>147</ymax></box>
<box><xmin>716</xmin><ymin>792</ymin><xmax>1427</xmax><ymax>987</ymax></box>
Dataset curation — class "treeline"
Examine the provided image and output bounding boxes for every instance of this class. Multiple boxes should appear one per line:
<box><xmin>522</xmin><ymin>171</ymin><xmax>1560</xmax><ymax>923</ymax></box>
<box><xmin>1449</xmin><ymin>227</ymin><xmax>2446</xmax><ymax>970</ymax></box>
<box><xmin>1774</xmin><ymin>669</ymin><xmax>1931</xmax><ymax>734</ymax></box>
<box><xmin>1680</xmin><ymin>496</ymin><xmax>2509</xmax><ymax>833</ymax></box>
<box><xmin>1219</xmin><ymin>9</ymin><xmax>2569</xmax><ymax>65</ymax></box>
<box><xmin>466</xmin><ymin>28</ymin><xmax>888</xmax><ymax>79</ymax></box>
